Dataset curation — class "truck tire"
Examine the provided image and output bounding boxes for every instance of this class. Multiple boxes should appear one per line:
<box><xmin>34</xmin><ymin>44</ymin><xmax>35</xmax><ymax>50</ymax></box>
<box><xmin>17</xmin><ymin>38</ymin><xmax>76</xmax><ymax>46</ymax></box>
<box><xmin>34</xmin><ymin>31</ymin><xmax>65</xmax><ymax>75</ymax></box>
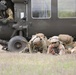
<box><xmin>8</xmin><ymin>36</ymin><xmax>28</xmax><ymax>52</ymax></box>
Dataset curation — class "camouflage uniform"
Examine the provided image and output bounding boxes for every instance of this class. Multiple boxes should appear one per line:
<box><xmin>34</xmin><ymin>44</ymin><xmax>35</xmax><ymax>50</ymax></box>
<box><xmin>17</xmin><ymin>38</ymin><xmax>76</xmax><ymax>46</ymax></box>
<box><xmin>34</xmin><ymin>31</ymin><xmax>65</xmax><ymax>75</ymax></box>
<box><xmin>0</xmin><ymin>0</ymin><xmax>13</xmax><ymax>20</ymax></box>
<box><xmin>58</xmin><ymin>34</ymin><xmax>75</xmax><ymax>54</ymax></box>
<box><xmin>47</xmin><ymin>36</ymin><xmax>65</xmax><ymax>55</ymax></box>
<box><xmin>29</xmin><ymin>33</ymin><xmax>48</xmax><ymax>53</ymax></box>
<box><xmin>6</xmin><ymin>8</ymin><xmax>13</xmax><ymax>20</ymax></box>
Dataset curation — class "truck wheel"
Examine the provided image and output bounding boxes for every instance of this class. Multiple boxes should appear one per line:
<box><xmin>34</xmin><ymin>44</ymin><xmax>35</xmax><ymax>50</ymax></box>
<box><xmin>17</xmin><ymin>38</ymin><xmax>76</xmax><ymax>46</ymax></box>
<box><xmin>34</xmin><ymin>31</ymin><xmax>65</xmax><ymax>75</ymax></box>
<box><xmin>8</xmin><ymin>36</ymin><xmax>28</xmax><ymax>52</ymax></box>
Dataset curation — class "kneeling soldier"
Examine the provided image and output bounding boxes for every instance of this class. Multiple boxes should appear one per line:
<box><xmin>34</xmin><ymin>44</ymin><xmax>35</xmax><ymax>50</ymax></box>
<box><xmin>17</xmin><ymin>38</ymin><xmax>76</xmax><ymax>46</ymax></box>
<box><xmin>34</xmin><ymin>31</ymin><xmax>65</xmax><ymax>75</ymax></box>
<box><xmin>29</xmin><ymin>33</ymin><xmax>48</xmax><ymax>53</ymax></box>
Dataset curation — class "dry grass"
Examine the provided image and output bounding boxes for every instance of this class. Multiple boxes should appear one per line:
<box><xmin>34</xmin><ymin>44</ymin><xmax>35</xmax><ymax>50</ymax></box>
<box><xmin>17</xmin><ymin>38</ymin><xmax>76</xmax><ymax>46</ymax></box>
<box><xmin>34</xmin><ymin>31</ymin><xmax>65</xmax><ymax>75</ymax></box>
<box><xmin>0</xmin><ymin>53</ymin><xmax>76</xmax><ymax>75</ymax></box>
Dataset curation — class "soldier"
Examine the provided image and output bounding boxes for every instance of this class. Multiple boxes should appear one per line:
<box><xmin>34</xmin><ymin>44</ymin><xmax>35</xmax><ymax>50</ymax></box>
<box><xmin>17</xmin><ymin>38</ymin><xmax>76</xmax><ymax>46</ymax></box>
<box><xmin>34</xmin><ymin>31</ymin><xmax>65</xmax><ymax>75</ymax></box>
<box><xmin>47</xmin><ymin>36</ymin><xmax>65</xmax><ymax>55</ymax></box>
<box><xmin>0</xmin><ymin>0</ymin><xmax>7</xmax><ymax>18</ymax></box>
<box><xmin>6</xmin><ymin>0</ymin><xmax>13</xmax><ymax>20</ymax></box>
<box><xmin>29</xmin><ymin>33</ymin><xmax>48</xmax><ymax>53</ymax></box>
<box><xmin>58</xmin><ymin>34</ymin><xmax>74</xmax><ymax>54</ymax></box>
<box><xmin>0</xmin><ymin>0</ymin><xmax>13</xmax><ymax>23</ymax></box>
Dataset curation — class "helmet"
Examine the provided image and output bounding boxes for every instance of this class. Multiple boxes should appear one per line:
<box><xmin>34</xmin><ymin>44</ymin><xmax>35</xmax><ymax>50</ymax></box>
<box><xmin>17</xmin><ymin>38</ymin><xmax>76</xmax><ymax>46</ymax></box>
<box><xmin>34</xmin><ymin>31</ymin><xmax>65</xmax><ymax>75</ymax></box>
<box><xmin>51</xmin><ymin>36</ymin><xmax>59</xmax><ymax>40</ymax></box>
<box><xmin>1</xmin><ymin>0</ymin><xmax>6</xmax><ymax>5</ymax></box>
<box><xmin>50</xmin><ymin>38</ymin><xmax>59</xmax><ymax>43</ymax></box>
<box><xmin>50</xmin><ymin>36</ymin><xmax>59</xmax><ymax>43</ymax></box>
<box><xmin>33</xmin><ymin>38</ymin><xmax>40</xmax><ymax>44</ymax></box>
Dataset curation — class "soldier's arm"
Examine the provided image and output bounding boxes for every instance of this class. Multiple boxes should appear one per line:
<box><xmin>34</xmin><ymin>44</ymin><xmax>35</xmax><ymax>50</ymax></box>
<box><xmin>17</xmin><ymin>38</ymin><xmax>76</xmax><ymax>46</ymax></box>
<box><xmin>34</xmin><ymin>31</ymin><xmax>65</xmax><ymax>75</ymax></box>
<box><xmin>47</xmin><ymin>45</ymin><xmax>55</xmax><ymax>54</ymax></box>
<box><xmin>59</xmin><ymin>44</ymin><xmax>65</xmax><ymax>55</ymax></box>
<box><xmin>6</xmin><ymin>8</ymin><xmax>13</xmax><ymax>20</ymax></box>
<box><xmin>28</xmin><ymin>41</ymin><xmax>34</xmax><ymax>53</ymax></box>
<box><xmin>41</xmin><ymin>37</ymin><xmax>48</xmax><ymax>53</ymax></box>
<box><xmin>59</xmin><ymin>44</ymin><xmax>65</xmax><ymax>51</ymax></box>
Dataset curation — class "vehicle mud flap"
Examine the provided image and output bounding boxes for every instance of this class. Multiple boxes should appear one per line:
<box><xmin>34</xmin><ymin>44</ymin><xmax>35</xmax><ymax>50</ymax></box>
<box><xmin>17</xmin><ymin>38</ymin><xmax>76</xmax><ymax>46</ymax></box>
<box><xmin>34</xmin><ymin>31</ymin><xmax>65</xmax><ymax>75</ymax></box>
<box><xmin>8</xmin><ymin>36</ymin><xmax>28</xmax><ymax>52</ymax></box>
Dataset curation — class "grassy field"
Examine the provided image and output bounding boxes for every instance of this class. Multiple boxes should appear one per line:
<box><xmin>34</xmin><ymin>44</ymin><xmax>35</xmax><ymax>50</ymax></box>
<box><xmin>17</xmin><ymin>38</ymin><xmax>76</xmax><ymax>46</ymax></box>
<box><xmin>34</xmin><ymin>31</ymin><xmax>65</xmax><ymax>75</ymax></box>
<box><xmin>0</xmin><ymin>53</ymin><xmax>76</xmax><ymax>75</ymax></box>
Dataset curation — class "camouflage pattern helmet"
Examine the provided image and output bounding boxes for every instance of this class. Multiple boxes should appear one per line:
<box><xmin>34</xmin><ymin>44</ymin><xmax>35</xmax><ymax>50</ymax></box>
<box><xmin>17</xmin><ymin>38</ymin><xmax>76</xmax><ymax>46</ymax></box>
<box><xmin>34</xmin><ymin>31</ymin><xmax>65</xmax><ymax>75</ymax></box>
<box><xmin>50</xmin><ymin>38</ymin><xmax>59</xmax><ymax>43</ymax></box>
<box><xmin>51</xmin><ymin>36</ymin><xmax>59</xmax><ymax>40</ymax></box>
<box><xmin>50</xmin><ymin>36</ymin><xmax>59</xmax><ymax>43</ymax></box>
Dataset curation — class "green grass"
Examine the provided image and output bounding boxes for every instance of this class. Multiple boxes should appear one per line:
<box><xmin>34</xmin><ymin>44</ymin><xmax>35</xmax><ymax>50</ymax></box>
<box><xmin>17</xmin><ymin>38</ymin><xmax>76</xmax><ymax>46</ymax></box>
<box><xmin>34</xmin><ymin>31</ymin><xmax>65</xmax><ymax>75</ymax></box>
<box><xmin>58</xmin><ymin>11</ymin><xmax>76</xmax><ymax>18</ymax></box>
<box><xmin>0</xmin><ymin>53</ymin><xmax>76</xmax><ymax>75</ymax></box>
